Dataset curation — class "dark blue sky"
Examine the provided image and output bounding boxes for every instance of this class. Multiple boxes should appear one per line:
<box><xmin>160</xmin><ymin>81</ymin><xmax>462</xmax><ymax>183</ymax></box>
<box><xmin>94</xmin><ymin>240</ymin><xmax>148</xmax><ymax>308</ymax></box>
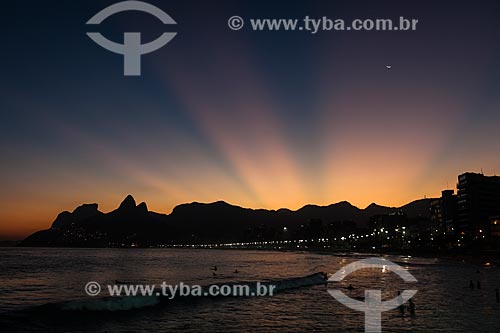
<box><xmin>2</xmin><ymin>0</ymin><xmax>500</xmax><ymax>238</ymax></box>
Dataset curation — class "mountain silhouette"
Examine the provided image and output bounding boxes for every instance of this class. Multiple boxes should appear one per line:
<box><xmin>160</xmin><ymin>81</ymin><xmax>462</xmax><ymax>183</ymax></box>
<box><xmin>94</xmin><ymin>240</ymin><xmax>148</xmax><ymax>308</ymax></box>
<box><xmin>21</xmin><ymin>195</ymin><xmax>433</xmax><ymax>247</ymax></box>
<box><xmin>51</xmin><ymin>203</ymin><xmax>102</xmax><ymax>230</ymax></box>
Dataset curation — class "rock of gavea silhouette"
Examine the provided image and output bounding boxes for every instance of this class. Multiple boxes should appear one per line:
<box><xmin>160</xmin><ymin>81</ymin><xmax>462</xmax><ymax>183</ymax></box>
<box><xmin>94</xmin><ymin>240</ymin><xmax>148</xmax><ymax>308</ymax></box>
<box><xmin>21</xmin><ymin>195</ymin><xmax>168</xmax><ymax>246</ymax></box>
<box><xmin>51</xmin><ymin>203</ymin><xmax>102</xmax><ymax>230</ymax></box>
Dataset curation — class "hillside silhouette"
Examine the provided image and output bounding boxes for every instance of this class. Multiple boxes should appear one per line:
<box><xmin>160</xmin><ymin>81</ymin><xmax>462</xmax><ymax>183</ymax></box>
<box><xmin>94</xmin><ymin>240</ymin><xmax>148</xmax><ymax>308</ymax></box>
<box><xmin>21</xmin><ymin>195</ymin><xmax>432</xmax><ymax>247</ymax></box>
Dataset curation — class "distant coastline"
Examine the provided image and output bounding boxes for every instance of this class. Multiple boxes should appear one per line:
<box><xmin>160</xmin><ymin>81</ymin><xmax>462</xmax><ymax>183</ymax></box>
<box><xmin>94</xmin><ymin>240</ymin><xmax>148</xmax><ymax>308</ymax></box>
<box><xmin>19</xmin><ymin>194</ymin><xmax>434</xmax><ymax>248</ymax></box>
<box><xmin>15</xmin><ymin>172</ymin><xmax>500</xmax><ymax>255</ymax></box>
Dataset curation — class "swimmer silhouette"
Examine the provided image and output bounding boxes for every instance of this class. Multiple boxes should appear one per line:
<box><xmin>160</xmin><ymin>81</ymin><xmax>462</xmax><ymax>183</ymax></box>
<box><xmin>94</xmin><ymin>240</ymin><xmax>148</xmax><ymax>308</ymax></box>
<box><xmin>397</xmin><ymin>291</ymin><xmax>405</xmax><ymax>316</ymax></box>
<box><xmin>408</xmin><ymin>299</ymin><xmax>416</xmax><ymax>316</ymax></box>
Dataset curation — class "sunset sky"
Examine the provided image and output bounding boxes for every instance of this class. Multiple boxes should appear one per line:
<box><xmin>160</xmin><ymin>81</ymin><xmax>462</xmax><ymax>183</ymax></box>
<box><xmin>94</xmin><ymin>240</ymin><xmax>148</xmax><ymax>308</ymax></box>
<box><xmin>2</xmin><ymin>0</ymin><xmax>500</xmax><ymax>239</ymax></box>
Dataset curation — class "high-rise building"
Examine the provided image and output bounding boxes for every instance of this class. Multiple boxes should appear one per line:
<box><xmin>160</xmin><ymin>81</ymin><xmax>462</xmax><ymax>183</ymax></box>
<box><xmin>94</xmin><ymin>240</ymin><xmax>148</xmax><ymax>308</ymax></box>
<box><xmin>456</xmin><ymin>172</ymin><xmax>500</xmax><ymax>237</ymax></box>
<box><xmin>441</xmin><ymin>189</ymin><xmax>458</xmax><ymax>235</ymax></box>
<box><xmin>430</xmin><ymin>189</ymin><xmax>458</xmax><ymax>235</ymax></box>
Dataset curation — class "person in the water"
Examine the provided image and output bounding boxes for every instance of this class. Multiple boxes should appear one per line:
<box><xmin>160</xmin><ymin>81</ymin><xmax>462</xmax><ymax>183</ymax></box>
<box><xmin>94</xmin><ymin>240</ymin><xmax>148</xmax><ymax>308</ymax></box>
<box><xmin>397</xmin><ymin>291</ymin><xmax>405</xmax><ymax>316</ymax></box>
<box><xmin>408</xmin><ymin>299</ymin><xmax>416</xmax><ymax>316</ymax></box>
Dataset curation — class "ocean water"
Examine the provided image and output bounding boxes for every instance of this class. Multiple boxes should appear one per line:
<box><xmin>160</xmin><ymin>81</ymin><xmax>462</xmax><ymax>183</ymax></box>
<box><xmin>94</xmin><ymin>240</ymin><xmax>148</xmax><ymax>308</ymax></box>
<box><xmin>0</xmin><ymin>248</ymin><xmax>499</xmax><ymax>332</ymax></box>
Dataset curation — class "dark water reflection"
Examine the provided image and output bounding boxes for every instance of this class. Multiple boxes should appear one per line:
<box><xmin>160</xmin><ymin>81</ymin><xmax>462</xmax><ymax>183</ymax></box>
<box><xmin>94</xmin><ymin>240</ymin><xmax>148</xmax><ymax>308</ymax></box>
<box><xmin>0</xmin><ymin>248</ymin><xmax>499</xmax><ymax>332</ymax></box>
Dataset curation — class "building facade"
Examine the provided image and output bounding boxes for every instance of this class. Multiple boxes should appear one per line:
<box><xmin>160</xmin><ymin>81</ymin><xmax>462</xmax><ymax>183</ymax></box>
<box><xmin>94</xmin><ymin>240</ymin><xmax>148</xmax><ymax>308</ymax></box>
<box><xmin>456</xmin><ymin>172</ymin><xmax>500</xmax><ymax>238</ymax></box>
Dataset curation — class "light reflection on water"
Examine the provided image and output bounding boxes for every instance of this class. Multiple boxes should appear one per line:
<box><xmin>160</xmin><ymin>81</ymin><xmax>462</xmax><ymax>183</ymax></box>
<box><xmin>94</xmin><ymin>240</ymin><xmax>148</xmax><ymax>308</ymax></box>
<box><xmin>0</xmin><ymin>248</ymin><xmax>499</xmax><ymax>332</ymax></box>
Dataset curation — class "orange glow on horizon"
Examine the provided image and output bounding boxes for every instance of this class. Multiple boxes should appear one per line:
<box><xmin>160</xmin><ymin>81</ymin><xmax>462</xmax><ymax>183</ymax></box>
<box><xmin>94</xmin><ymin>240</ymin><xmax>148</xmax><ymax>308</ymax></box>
<box><xmin>3</xmin><ymin>20</ymin><xmax>500</xmax><ymax>240</ymax></box>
